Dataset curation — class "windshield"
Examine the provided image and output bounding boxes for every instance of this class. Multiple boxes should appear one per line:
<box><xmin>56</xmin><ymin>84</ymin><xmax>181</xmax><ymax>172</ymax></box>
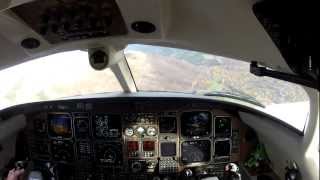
<box><xmin>0</xmin><ymin>45</ymin><xmax>310</xmax><ymax>132</ymax></box>
<box><xmin>0</xmin><ymin>50</ymin><xmax>122</xmax><ymax>109</ymax></box>
<box><xmin>125</xmin><ymin>44</ymin><xmax>310</xmax><ymax>131</ymax></box>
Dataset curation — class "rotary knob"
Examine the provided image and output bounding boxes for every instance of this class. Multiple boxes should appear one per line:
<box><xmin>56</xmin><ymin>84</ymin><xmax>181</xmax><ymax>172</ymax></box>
<box><xmin>184</xmin><ymin>169</ymin><xmax>193</xmax><ymax>177</ymax></box>
<box><xmin>152</xmin><ymin>177</ymin><xmax>161</xmax><ymax>180</ymax></box>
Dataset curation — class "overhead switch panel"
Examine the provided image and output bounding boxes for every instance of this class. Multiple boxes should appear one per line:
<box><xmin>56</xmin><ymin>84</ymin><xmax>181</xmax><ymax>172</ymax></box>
<box><xmin>11</xmin><ymin>0</ymin><xmax>127</xmax><ymax>44</ymax></box>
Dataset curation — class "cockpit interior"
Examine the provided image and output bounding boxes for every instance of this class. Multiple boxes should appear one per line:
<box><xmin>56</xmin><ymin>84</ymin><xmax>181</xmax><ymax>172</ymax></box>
<box><xmin>0</xmin><ymin>0</ymin><xmax>318</xmax><ymax>180</ymax></box>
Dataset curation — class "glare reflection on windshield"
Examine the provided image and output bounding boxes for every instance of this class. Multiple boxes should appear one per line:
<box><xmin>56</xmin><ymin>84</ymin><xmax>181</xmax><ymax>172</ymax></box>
<box><xmin>0</xmin><ymin>51</ymin><xmax>122</xmax><ymax>109</ymax></box>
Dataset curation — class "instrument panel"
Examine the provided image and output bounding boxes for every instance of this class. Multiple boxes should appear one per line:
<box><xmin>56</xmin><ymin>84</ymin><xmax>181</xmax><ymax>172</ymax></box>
<box><xmin>25</xmin><ymin>100</ymin><xmax>244</xmax><ymax>179</ymax></box>
<box><xmin>181</xmin><ymin>111</ymin><xmax>212</xmax><ymax>138</ymax></box>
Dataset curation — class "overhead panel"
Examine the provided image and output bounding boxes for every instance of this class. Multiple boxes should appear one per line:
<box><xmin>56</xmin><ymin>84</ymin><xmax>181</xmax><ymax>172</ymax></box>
<box><xmin>11</xmin><ymin>0</ymin><xmax>127</xmax><ymax>44</ymax></box>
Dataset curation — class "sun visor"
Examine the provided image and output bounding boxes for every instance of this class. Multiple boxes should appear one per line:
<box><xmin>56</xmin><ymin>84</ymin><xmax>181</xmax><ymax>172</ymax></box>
<box><xmin>252</xmin><ymin>0</ymin><xmax>318</xmax><ymax>87</ymax></box>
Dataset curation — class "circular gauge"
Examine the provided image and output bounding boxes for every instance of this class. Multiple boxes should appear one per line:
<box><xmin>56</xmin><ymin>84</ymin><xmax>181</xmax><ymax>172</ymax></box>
<box><xmin>146</xmin><ymin>127</ymin><xmax>157</xmax><ymax>136</ymax></box>
<box><xmin>136</xmin><ymin>127</ymin><xmax>145</xmax><ymax>135</ymax></box>
<box><xmin>131</xmin><ymin>161</ymin><xmax>142</xmax><ymax>173</ymax></box>
<box><xmin>101</xmin><ymin>129</ymin><xmax>109</xmax><ymax>137</ymax></box>
<box><xmin>125</xmin><ymin>128</ymin><xmax>134</xmax><ymax>136</ymax></box>
<box><xmin>58</xmin><ymin>150</ymin><xmax>72</xmax><ymax>161</ymax></box>
<box><xmin>95</xmin><ymin>143</ymin><xmax>122</xmax><ymax>165</ymax></box>
<box><xmin>104</xmin><ymin>149</ymin><xmax>117</xmax><ymax>163</ymax></box>
<box><xmin>95</xmin><ymin>116</ymin><xmax>106</xmax><ymax>126</ymax></box>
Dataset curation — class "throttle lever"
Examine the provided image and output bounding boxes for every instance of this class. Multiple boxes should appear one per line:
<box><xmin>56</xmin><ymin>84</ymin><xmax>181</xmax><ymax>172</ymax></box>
<box><xmin>223</xmin><ymin>163</ymin><xmax>241</xmax><ymax>180</ymax></box>
<box><xmin>15</xmin><ymin>160</ymin><xmax>29</xmax><ymax>170</ymax></box>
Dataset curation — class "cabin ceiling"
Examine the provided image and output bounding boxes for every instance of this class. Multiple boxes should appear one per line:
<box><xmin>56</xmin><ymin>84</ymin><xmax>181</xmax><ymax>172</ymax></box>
<box><xmin>0</xmin><ymin>0</ymin><xmax>291</xmax><ymax>73</ymax></box>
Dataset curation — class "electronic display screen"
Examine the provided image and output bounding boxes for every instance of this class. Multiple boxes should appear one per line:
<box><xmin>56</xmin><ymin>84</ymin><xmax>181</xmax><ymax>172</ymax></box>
<box><xmin>181</xmin><ymin>111</ymin><xmax>211</xmax><ymax>137</ymax></box>
<box><xmin>74</xmin><ymin>117</ymin><xmax>90</xmax><ymax>138</ymax></box>
<box><xmin>160</xmin><ymin>142</ymin><xmax>176</xmax><ymax>157</ymax></box>
<box><xmin>181</xmin><ymin>140</ymin><xmax>211</xmax><ymax>164</ymax></box>
<box><xmin>48</xmin><ymin>113</ymin><xmax>72</xmax><ymax>138</ymax></box>
<box><xmin>214</xmin><ymin>140</ymin><xmax>231</xmax><ymax>157</ymax></box>
<box><xmin>127</xmin><ymin>141</ymin><xmax>139</xmax><ymax>152</ymax></box>
<box><xmin>215</xmin><ymin>117</ymin><xmax>231</xmax><ymax>137</ymax></box>
<box><xmin>159</xmin><ymin>116</ymin><xmax>177</xmax><ymax>133</ymax></box>
<box><xmin>143</xmin><ymin>141</ymin><xmax>155</xmax><ymax>151</ymax></box>
<box><xmin>93</xmin><ymin>114</ymin><xmax>122</xmax><ymax>138</ymax></box>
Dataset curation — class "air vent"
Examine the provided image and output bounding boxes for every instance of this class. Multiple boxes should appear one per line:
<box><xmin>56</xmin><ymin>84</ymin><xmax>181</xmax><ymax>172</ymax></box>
<box><xmin>131</xmin><ymin>21</ymin><xmax>156</xmax><ymax>33</ymax></box>
<box><xmin>21</xmin><ymin>37</ymin><xmax>40</xmax><ymax>49</ymax></box>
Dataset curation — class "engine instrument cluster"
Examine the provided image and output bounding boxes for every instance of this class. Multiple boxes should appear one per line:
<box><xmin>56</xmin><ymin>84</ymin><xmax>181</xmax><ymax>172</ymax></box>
<box><xmin>25</xmin><ymin>101</ymin><xmax>242</xmax><ymax>180</ymax></box>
